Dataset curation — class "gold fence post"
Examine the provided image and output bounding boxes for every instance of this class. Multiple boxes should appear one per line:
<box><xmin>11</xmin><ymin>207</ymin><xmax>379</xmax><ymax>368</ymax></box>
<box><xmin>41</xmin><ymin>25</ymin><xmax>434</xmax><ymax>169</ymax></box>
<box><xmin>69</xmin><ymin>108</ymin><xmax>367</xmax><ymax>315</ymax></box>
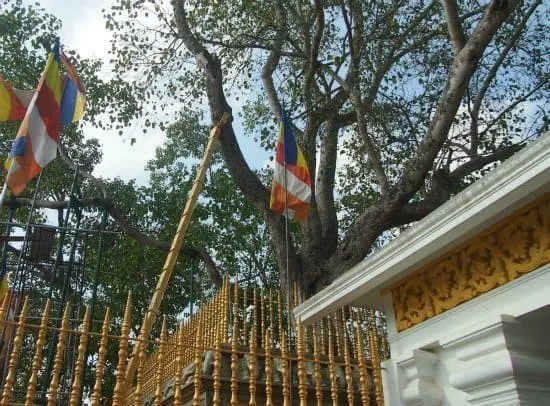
<box><xmin>265</xmin><ymin>329</ymin><xmax>273</xmax><ymax>406</ymax></box>
<box><xmin>248</xmin><ymin>324</ymin><xmax>257</xmax><ymax>406</ymax></box>
<box><xmin>355</xmin><ymin>317</ymin><xmax>371</xmax><ymax>406</ymax></box>
<box><xmin>1</xmin><ymin>296</ymin><xmax>29</xmax><ymax>405</ymax></box>
<box><xmin>281</xmin><ymin>332</ymin><xmax>290</xmax><ymax>406</ymax></box>
<box><xmin>69</xmin><ymin>305</ymin><xmax>91</xmax><ymax>406</ymax></box>
<box><xmin>47</xmin><ymin>301</ymin><xmax>71</xmax><ymax>406</ymax></box>
<box><xmin>113</xmin><ymin>292</ymin><xmax>133</xmax><ymax>405</ymax></box>
<box><xmin>133</xmin><ymin>335</ymin><xmax>146</xmax><ymax>406</ymax></box>
<box><xmin>368</xmin><ymin>320</ymin><xmax>384</xmax><ymax>405</ymax></box>
<box><xmin>192</xmin><ymin>319</ymin><xmax>203</xmax><ymax>406</ymax></box>
<box><xmin>91</xmin><ymin>307</ymin><xmax>111</xmax><ymax>406</ymax></box>
<box><xmin>312</xmin><ymin>325</ymin><xmax>323</xmax><ymax>406</ymax></box>
<box><xmin>328</xmin><ymin>318</ymin><xmax>338</xmax><ymax>406</ymax></box>
<box><xmin>25</xmin><ymin>299</ymin><xmax>51</xmax><ymax>406</ymax></box>
<box><xmin>173</xmin><ymin>322</ymin><xmax>185</xmax><ymax>406</ymax></box>
<box><xmin>153</xmin><ymin>317</ymin><xmax>168</xmax><ymax>406</ymax></box>
<box><xmin>342</xmin><ymin>308</ymin><xmax>354</xmax><ymax>406</ymax></box>
<box><xmin>296</xmin><ymin>318</ymin><xmax>307</xmax><ymax>406</ymax></box>
<box><xmin>230</xmin><ymin>280</ymin><xmax>239</xmax><ymax>406</ymax></box>
<box><xmin>212</xmin><ymin>322</ymin><xmax>222</xmax><ymax>406</ymax></box>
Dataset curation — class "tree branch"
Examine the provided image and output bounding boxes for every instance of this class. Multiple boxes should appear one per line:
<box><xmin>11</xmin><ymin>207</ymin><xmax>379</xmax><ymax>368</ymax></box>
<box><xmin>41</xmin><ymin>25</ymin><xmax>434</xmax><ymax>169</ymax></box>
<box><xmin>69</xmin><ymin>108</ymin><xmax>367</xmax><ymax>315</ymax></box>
<box><xmin>442</xmin><ymin>0</ymin><xmax>467</xmax><ymax>54</ymax></box>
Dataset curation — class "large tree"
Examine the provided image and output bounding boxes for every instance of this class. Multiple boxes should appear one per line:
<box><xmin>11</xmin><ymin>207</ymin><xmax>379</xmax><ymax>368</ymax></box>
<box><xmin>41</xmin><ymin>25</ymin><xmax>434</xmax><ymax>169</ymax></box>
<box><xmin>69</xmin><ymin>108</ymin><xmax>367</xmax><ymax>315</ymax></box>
<box><xmin>104</xmin><ymin>0</ymin><xmax>549</xmax><ymax>295</ymax></box>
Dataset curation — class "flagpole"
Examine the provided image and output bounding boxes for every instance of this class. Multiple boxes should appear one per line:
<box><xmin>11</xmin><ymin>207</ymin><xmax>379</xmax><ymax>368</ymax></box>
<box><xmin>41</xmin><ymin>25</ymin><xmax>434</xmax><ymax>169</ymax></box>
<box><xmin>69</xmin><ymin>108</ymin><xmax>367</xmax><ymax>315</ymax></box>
<box><xmin>0</xmin><ymin>184</ymin><xmax>8</xmax><ymax>208</ymax></box>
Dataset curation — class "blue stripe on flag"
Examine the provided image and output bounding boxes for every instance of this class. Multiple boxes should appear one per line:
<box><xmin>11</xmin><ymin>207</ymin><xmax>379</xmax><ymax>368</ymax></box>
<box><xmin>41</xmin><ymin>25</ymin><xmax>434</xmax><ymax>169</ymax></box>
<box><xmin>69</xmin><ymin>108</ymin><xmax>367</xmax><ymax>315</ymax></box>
<box><xmin>60</xmin><ymin>77</ymin><xmax>77</xmax><ymax>125</ymax></box>
<box><xmin>281</xmin><ymin>112</ymin><xmax>297</xmax><ymax>165</ymax></box>
<box><xmin>10</xmin><ymin>136</ymin><xmax>26</xmax><ymax>157</ymax></box>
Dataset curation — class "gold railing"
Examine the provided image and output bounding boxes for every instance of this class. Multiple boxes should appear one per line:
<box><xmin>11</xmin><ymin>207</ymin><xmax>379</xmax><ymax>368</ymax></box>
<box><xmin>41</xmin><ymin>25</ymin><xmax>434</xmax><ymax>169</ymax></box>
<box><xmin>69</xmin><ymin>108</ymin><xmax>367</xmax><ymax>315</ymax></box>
<box><xmin>0</xmin><ymin>278</ymin><xmax>388</xmax><ymax>405</ymax></box>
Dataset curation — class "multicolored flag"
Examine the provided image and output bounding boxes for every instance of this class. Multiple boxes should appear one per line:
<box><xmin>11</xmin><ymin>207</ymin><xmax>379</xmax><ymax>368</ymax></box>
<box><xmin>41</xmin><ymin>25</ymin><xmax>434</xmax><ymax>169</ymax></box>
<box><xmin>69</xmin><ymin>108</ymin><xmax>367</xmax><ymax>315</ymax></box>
<box><xmin>5</xmin><ymin>42</ymin><xmax>62</xmax><ymax>196</ymax></box>
<box><xmin>0</xmin><ymin>76</ymin><xmax>34</xmax><ymax>121</ymax></box>
<box><xmin>60</xmin><ymin>53</ymin><xmax>86</xmax><ymax>125</ymax></box>
<box><xmin>270</xmin><ymin>111</ymin><xmax>311</xmax><ymax>222</ymax></box>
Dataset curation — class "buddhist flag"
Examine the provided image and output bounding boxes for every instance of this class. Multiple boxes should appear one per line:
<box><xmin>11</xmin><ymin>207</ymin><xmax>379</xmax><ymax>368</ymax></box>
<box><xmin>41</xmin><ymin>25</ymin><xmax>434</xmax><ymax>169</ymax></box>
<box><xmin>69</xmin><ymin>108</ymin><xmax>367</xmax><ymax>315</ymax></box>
<box><xmin>0</xmin><ymin>76</ymin><xmax>33</xmax><ymax>121</ymax></box>
<box><xmin>270</xmin><ymin>111</ymin><xmax>311</xmax><ymax>222</ymax></box>
<box><xmin>60</xmin><ymin>53</ymin><xmax>86</xmax><ymax>125</ymax></box>
<box><xmin>5</xmin><ymin>42</ymin><xmax>62</xmax><ymax>196</ymax></box>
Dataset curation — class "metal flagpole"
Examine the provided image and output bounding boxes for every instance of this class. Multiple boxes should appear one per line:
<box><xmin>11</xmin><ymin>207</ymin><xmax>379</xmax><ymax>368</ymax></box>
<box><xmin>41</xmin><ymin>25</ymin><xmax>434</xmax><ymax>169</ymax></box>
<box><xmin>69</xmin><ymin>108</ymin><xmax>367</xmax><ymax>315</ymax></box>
<box><xmin>125</xmin><ymin>112</ymin><xmax>230</xmax><ymax>388</ymax></box>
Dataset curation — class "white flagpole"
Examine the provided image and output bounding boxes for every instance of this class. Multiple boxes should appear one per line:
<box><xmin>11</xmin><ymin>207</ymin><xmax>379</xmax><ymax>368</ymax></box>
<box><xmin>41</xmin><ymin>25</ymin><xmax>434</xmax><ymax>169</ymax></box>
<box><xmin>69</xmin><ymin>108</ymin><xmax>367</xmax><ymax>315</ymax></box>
<box><xmin>0</xmin><ymin>183</ymin><xmax>8</xmax><ymax>207</ymax></box>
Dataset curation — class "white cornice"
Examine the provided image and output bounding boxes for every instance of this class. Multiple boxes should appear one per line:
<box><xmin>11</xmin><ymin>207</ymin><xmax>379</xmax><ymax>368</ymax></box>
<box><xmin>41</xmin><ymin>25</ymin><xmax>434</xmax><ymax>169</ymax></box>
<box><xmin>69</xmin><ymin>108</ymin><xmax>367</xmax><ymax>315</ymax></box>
<box><xmin>295</xmin><ymin>134</ymin><xmax>550</xmax><ymax>325</ymax></box>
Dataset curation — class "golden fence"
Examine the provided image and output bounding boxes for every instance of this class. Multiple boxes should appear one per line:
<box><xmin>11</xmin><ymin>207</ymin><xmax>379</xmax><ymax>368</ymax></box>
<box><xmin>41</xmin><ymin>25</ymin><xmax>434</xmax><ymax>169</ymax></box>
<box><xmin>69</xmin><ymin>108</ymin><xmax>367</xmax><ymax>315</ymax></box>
<box><xmin>0</xmin><ymin>278</ymin><xmax>388</xmax><ymax>405</ymax></box>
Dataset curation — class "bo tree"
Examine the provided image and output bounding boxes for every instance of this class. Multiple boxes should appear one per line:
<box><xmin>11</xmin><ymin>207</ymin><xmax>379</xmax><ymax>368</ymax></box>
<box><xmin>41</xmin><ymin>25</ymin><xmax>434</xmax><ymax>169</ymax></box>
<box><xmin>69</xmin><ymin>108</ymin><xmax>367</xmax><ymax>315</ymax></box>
<box><xmin>113</xmin><ymin>0</ymin><xmax>547</xmax><ymax>294</ymax></box>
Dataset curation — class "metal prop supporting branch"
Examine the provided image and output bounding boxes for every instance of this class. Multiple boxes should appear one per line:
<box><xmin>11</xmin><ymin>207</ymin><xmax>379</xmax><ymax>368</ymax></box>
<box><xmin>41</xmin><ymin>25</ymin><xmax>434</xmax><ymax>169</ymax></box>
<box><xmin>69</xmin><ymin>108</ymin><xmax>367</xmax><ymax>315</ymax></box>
<box><xmin>124</xmin><ymin>112</ymin><xmax>230</xmax><ymax>388</ymax></box>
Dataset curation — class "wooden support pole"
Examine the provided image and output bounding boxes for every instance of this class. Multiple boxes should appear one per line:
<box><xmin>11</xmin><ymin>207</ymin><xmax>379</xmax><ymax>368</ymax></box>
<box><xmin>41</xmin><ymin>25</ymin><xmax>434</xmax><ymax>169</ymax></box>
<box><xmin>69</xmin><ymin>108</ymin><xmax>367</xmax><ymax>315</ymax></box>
<box><xmin>126</xmin><ymin>113</ymin><xmax>230</xmax><ymax>386</ymax></box>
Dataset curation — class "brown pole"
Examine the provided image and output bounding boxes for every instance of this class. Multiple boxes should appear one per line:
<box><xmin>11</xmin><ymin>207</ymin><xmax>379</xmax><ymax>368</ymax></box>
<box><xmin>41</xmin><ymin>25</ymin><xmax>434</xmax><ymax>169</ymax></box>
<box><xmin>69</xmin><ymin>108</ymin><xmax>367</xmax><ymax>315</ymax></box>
<box><xmin>125</xmin><ymin>112</ymin><xmax>230</xmax><ymax>388</ymax></box>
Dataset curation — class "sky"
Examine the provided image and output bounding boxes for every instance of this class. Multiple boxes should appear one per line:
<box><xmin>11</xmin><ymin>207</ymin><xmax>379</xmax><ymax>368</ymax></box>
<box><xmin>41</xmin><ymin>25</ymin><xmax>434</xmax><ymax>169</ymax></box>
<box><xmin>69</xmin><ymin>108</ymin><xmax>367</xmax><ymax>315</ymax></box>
<box><xmin>27</xmin><ymin>0</ymin><xmax>270</xmax><ymax>187</ymax></box>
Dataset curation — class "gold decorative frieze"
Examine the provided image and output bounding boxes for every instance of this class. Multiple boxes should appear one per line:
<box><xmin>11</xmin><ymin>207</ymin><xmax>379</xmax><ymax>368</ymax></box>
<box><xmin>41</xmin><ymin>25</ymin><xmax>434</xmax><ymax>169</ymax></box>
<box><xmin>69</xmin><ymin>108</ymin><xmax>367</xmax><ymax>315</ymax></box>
<box><xmin>390</xmin><ymin>194</ymin><xmax>550</xmax><ymax>332</ymax></box>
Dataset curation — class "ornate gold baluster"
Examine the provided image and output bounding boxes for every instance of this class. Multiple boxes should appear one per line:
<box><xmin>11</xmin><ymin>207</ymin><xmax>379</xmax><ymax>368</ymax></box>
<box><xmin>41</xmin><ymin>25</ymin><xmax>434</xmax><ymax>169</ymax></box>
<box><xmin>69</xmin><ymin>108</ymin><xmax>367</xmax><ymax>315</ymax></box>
<box><xmin>248</xmin><ymin>322</ymin><xmax>257</xmax><ymax>406</ymax></box>
<box><xmin>113</xmin><ymin>292</ymin><xmax>133</xmax><ymax>405</ymax></box>
<box><xmin>223</xmin><ymin>276</ymin><xmax>230</xmax><ymax>343</ymax></box>
<box><xmin>69</xmin><ymin>305</ymin><xmax>91</xmax><ymax>406</ymax></box>
<box><xmin>265</xmin><ymin>328</ymin><xmax>273</xmax><ymax>406</ymax></box>
<box><xmin>277</xmin><ymin>291</ymin><xmax>284</xmax><ymax>345</ymax></box>
<box><xmin>0</xmin><ymin>294</ymin><xmax>10</xmax><ymax>336</ymax></box>
<box><xmin>212</xmin><ymin>322</ymin><xmax>222</xmax><ymax>406</ymax></box>
<box><xmin>153</xmin><ymin>317</ymin><xmax>168</xmax><ymax>406</ymax></box>
<box><xmin>242</xmin><ymin>284</ymin><xmax>248</xmax><ymax>346</ymax></box>
<box><xmin>230</xmin><ymin>280</ymin><xmax>239</xmax><ymax>406</ymax></box>
<box><xmin>173</xmin><ymin>322</ymin><xmax>185</xmax><ymax>406</ymax></box>
<box><xmin>342</xmin><ymin>308</ymin><xmax>354</xmax><ymax>406</ymax></box>
<box><xmin>333</xmin><ymin>313</ymin><xmax>342</xmax><ymax>357</ymax></box>
<box><xmin>313</xmin><ymin>325</ymin><xmax>323</xmax><ymax>406</ymax></box>
<box><xmin>319</xmin><ymin>319</ymin><xmax>326</xmax><ymax>356</ymax></box>
<box><xmin>297</xmin><ymin>318</ymin><xmax>307</xmax><ymax>406</ymax></box>
<box><xmin>91</xmin><ymin>307</ymin><xmax>111</xmax><ymax>406</ymax></box>
<box><xmin>368</xmin><ymin>319</ymin><xmax>384</xmax><ymax>405</ymax></box>
<box><xmin>47</xmin><ymin>301</ymin><xmax>71</xmax><ymax>406</ymax></box>
<box><xmin>260</xmin><ymin>288</ymin><xmax>266</xmax><ymax>349</ymax></box>
<box><xmin>328</xmin><ymin>318</ymin><xmax>338</xmax><ymax>406</ymax></box>
<box><xmin>1</xmin><ymin>296</ymin><xmax>29</xmax><ymax>405</ymax></box>
<box><xmin>133</xmin><ymin>335</ymin><xmax>146</xmax><ymax>406</ymax></box>
<box><xmin>355</xmin><ymin>316</ymin><xmax>371</xmax><ymax>406</ymax></box>
<box><xmin>268</xmin><ymin>290</ymin><xmax>274</xmax><ymax>336</ymax></box>
<box><xmin>192</xmin><ymin>318</ymin><xmax>203</xmax><ymax>406</ymax></box>
<box><xmin>25</xmin><ymin>299</ymin><xmax>51</xmax><ymax>406</ymax></box>
<box><xmin>281</xmin><ymin>332</ymin><xmax>290</xmax><ymax>406</ymax></box>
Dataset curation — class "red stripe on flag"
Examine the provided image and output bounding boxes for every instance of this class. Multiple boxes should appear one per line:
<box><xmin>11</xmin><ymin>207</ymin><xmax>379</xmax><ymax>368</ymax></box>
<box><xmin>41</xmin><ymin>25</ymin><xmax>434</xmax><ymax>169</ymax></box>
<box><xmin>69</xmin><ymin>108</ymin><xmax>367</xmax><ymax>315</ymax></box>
<box><xmin>34</xmin><ymin>85</ymin><xmax>60</xmax><ymax>142</ymax></box>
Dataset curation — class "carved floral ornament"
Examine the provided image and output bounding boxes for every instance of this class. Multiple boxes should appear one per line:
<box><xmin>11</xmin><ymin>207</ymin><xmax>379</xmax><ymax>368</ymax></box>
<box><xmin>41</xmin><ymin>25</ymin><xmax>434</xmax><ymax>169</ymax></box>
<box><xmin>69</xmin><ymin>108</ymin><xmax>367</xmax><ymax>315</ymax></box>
<box><xmin>389</xmin><ymin>194</ymin><xmax>550</xmax><ymax>332</ymax></box>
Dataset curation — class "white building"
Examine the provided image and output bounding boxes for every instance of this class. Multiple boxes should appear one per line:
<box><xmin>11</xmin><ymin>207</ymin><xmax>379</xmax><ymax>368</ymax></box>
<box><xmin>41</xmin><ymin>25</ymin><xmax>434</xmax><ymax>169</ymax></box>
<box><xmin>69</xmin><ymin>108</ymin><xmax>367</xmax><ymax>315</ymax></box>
<box><xmin>295</xmin><ymin>134</ymin><xmax>550</xmax><ymax>405</ymax></box>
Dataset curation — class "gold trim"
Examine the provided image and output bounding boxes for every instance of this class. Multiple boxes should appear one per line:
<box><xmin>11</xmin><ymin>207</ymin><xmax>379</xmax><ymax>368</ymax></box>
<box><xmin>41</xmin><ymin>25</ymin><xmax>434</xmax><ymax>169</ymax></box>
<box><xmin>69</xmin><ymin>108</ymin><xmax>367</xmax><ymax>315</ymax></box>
<box><xmin>390</xmin><ymin>194</ymin><xmax>550</xmax><ymax>331</ymax></box>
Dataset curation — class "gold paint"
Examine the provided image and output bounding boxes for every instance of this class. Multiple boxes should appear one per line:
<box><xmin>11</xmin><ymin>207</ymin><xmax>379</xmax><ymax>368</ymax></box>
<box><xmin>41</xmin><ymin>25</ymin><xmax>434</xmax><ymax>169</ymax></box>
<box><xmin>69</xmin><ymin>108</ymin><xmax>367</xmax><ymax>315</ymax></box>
<box><xmin>192</xmin><ymin>319</ymin><xmax>203</xmax><ymax>406</ymax></box>
<box><xmin>248</xmin><ymin>322</ymin><xmax>257</xmax><ymax>406</ymax></box>
<box><xmin>69</xmin><ymin>305</ymin><xmax>91</xmax><ymax>406</ymax></box>
<box><xmin>173</xmin><ymin>322</ymin><xmax>185</xmax><ymax>406</ymax></box>
<box><xmin>368</xmin><ymin>326</ymin><xmax>384</xmax><ymax>405</ymax></box>
<box><xmin>1</xmin><ymin>296</ymin><xmax>29</xmax><ymax>405</ymax></box>
<box><xmin>312</xmin><ymin>325</ymin><xmax>323</xmax><ymax>406</ymax></box>
<box><xmin>230</xmin><ymin>280</ymin><xmax>239</xmax><ymax>406</ymax></box>
<box><xmin>281</xmin><ymin>332</ymin><xmax>290</xmax><ymax>406</ymax></box>
<box><xmin>153</xmin><ymin>317</ymin><xmax>168</xmax><ymax>406</ymax></box>
<box><xmin>342</xmin><ymin>309</ymin><xmax>354</xmax><ymax>406</ymax></box>
<box><xmin>265</xmin><ymin>329</ymin><xmax>273</xmax><ymax>406</ymax></box>
<box><xmin>91</xmin><ymin>307</ymin><xmax>111</xmax><ymax>406</ymax></box>
<box><xmin>47</xmin><ymin>301</ymin><xmax>71</xmax><ymax>406</ymax></box>
<box><xmin>212</xmin><ymin>323</ymin><xmax>222</xmax><ymax>406</ymax></box>
<box><xmin>260</xmin><ymin>288</ymin><xmax>266</xmax><ymax>349</ymax></box>
<box><xmin>355</xmin><ymin>316</ymin><xmax>370</xmax><ymax>406</ymax></box>
<box><xmin>113</xmin><ymin>292</ymin><xmax>133</xmax><ymax>405</ymax></box>
<box><xmin>390</xmin><ymin>195</ymin><xmax>550</xmax><ymax>331</ymax></box>
<box><xmin>296</xmin><ymin>318</ymin><xmax>307</xmax><ymax>406</ymax></box>
<box><xmin>327</xmin><ymin>318</ymin><xmax>338</xmax><ymax>406</ymax></box>
<box><xmin>133</xmin><ymin>336</ymin><xmax>146</xmax><ymax>406</ymax></box>
<box><xmin>25</xmin><ymin>299</ymin><xmax>51</xmax><ymax>406</ymax></box>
